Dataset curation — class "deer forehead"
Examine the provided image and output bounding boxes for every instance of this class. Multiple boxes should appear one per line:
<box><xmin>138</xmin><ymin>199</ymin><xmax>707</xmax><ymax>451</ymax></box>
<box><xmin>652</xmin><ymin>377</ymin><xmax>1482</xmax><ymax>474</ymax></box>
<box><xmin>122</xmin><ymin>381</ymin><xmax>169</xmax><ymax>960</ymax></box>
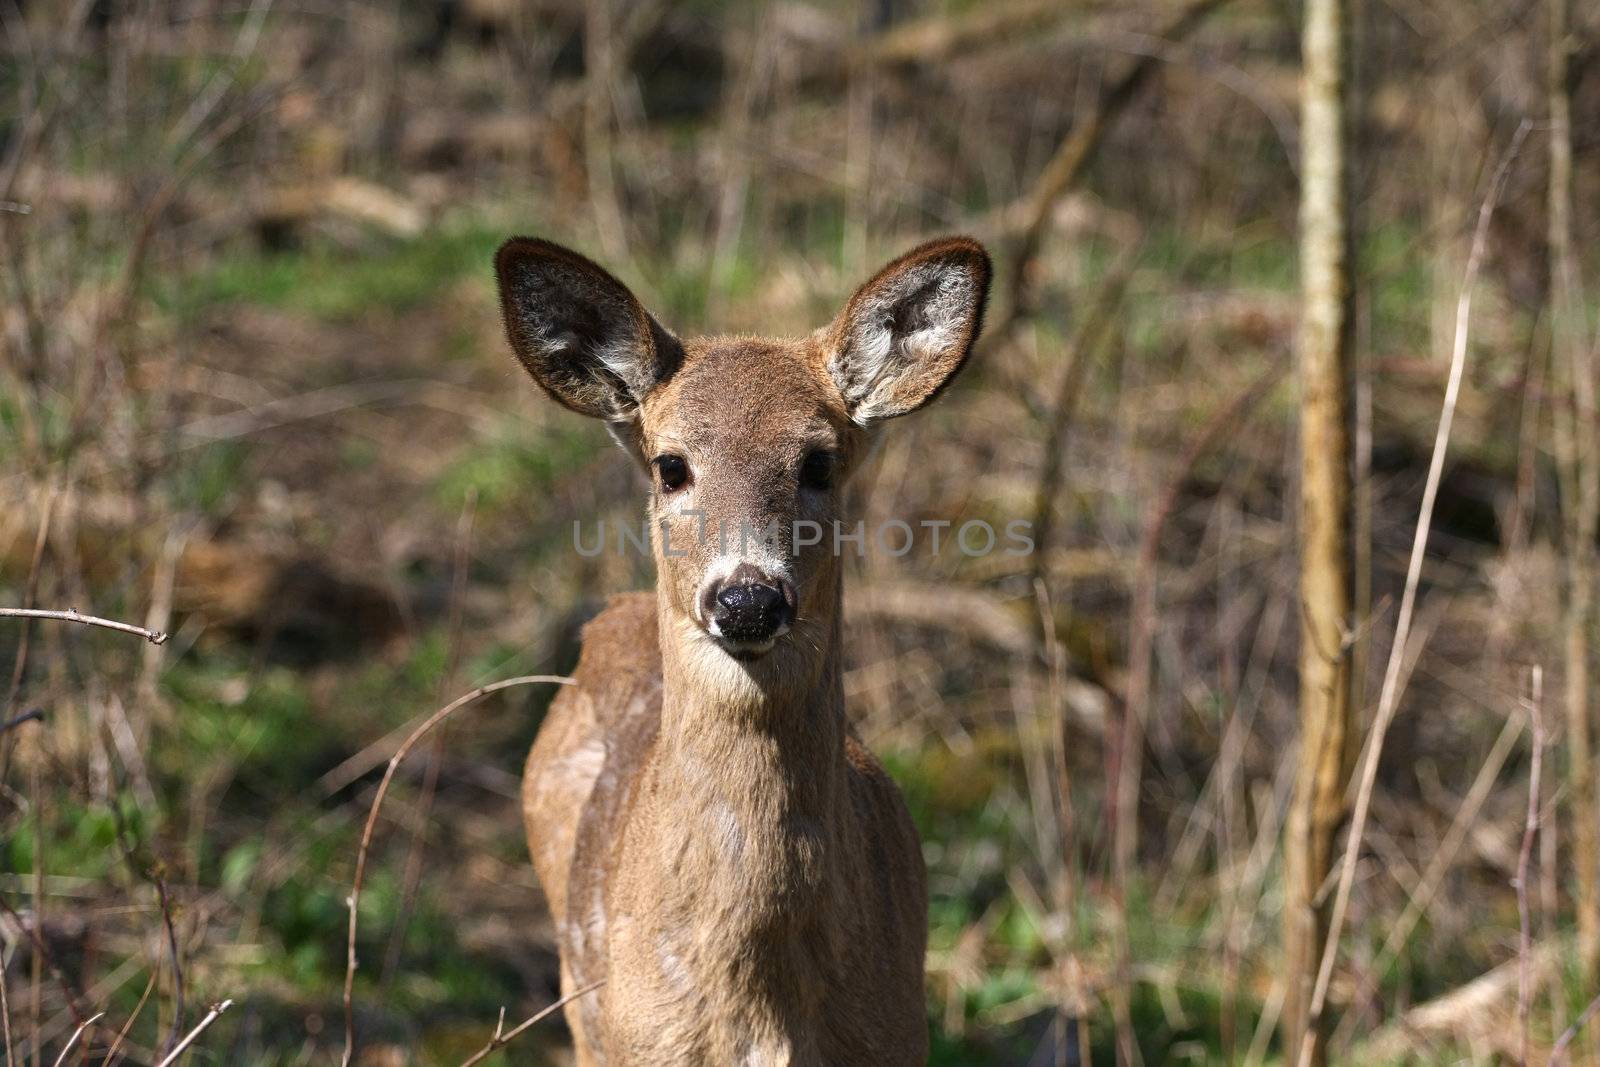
<box><xmin>640</xmin><ymin>336</ymin><xmax>854</xmax><ymax>460</ymax></box>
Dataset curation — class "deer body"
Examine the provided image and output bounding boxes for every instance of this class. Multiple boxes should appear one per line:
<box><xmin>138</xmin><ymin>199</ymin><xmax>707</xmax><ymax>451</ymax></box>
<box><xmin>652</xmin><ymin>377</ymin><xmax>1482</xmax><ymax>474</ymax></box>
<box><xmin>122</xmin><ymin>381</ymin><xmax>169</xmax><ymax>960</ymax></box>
<box><xmin>500</xmin><ymin>237</ymin><xmax>991</xmax><ymax>1066</ymax></box>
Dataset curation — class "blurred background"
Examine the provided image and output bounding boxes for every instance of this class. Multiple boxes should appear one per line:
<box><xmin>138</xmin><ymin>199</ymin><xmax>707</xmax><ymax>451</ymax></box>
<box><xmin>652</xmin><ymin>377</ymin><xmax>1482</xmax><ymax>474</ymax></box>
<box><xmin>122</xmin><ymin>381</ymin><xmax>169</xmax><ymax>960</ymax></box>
<box><xmin>2</xmin><ymin>0</ymin><xmax>1599</xmax><ymax>1063</ymax></box>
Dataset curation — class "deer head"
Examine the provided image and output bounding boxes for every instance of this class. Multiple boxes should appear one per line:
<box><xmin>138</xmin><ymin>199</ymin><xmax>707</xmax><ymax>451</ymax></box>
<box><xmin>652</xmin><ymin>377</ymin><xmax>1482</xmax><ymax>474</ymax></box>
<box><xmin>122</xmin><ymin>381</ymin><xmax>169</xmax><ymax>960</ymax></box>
<box><xmin>496</xmin><ymin>236</ymin><xmax>990</xmax><ymax>697</ymax></box>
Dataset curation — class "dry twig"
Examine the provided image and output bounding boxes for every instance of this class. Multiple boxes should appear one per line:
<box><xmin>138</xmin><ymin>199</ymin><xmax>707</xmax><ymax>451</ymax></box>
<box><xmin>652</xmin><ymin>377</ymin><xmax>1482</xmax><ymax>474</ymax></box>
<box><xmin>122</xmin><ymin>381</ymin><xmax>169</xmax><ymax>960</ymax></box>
<box><xmin>153</xmin><ymin>873</ymin><xmax>185</xmax><ymax>1056</ymax></box>
<box><xmin>151</xmin><ymin>999</ymin><xmax>231</xmax><ymax>1067</ymax></box>
<box><xmin>457</xmin><ymin>979</ymin><xmax>606</xmax><ymax>1067</ymax></box>
<box><xmin>100</xmin><ymin>966</ymin><xmax>159</xmax><ymax>1067</ymax></box>
<box><xmin>1113</xmin><ymin>354</ymin><xmax>1287</xmax><ymax>1064</ymax></box>
<box><xmin>340</xmin><ymin>674</ymin><xmax>574</xmax><ymax>1067</ymax></box>
<box><xmin>381</xmin><ymin>492</ymin><xmax>477</xmax><ymax>987</ymax></box>
<box><xmin>0</xmin><ymin>963</ymin><xmax>11</xmax><ymax>1067</ymax></box>
<box><xmin>1024</xmin><ymin>244</ymin><xmax>1138</xmax><ymax>592</ymax></box>
<box><xmin>1519</xmin><ymin>667</ymin><xmax>1546</xmax><ymax>1067</ymax></box>
<box><xmin>49</xmin><ymin>1012</ymin><xmax>103</xmax><ymax>1067</ymax></box>
<box><xmin>1551</xmin><ymin>992</ymin><xmax>1600</xmax><ymax>1066</ymax></box>
<box><xmin>0</xmin><ymin>710</ymin><xmax>43</xmax><ymax>736</ymax></box>
<box><xmin>998</xmin><ymin>0</ymin><xmax>1231</xmax><ymax>327</ymax></box>
<box><xmin>1299</xmin><ymin>120</ymin><xmax>1532</xmax><ymax>1064</ymax></box>
<box><xmin>0</xmin><ymin>608</ymin><xmax>168</xmax><ymax>645</ymax></box>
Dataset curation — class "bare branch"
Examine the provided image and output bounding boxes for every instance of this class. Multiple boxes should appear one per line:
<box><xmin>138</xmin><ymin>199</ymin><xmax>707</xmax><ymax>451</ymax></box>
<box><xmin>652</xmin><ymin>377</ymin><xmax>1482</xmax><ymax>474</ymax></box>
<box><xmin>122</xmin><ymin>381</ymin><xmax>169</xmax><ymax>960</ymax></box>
<box><xmin>1519</xmin><ymin>667</ymin><xmax>1546</xmax><ymax>1067</ymax></box>
<box><xmin>340</xmin><ymin>674</ymin><xmax>575</xmax><ymax>1067</ymax></box>
<box><xmin>100</xmin><ymin>967</ymin><xmax>159</xmax><ymax>1067</ymax></box>
<box><xmin>858</xmin><ymin>0</ymin><xmax>1072</xmax><ymax>67</ymax></box>
<box><xmin>0</xmin><ymin>960</ymin><xmax>12</xmax><ymax>1067</ymax></box>
<box><xmin>0</xmin><ymin>608</ymin><xmax>168</xmax><ymax>645</ymax></box>
<box><xmin>153</xmin><ymin>873</ymin><xmax>185</xmax><ymax>1056</ymax></box>
<box><xmin>0</xmin><ymin>709</ymin><xmax>43</xmax><ymax>736</ymax></box>
<box><xmin>1551</xmin><ymin>992</ymin><xmax>1600</xmax><ymax>1066</ymax></box>
<box><xmin>998</xmin><ymin>0</ymin><xmax>1231</xmax><ymax>329</ymax></box>
<box><xmin>49</xmin><ymin>1012</ymin><xmax>103</xmax><ymax>1067</ymax></box>
<box><xmin>152</xmin><ymin>1000</ymin><xmax>231</xmax><ymax>1067</ymax></box>
<box><xmin>457</xmin><ymin>980</ymin><xmax>605</xmax><ymax>1067</ymax></box>
<box><xmin>1300</xmin><ymin>120</ymin><xmax>1533</xmax><ymax>1064</ymax></box>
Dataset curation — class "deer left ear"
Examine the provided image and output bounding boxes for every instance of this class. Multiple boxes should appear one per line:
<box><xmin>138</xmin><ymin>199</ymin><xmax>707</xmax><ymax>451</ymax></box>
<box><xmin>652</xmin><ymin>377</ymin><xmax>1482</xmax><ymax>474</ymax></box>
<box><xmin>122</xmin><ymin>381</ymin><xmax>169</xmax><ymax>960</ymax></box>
<box><xmin>826</xmin><ymin>236</ymin><xmax>991</xmax><ymax>424</ymax></box>
<box><xmin>495</xmin><ymin>236</ymin><xmax>679</xmax><ymax>422</ymax></box>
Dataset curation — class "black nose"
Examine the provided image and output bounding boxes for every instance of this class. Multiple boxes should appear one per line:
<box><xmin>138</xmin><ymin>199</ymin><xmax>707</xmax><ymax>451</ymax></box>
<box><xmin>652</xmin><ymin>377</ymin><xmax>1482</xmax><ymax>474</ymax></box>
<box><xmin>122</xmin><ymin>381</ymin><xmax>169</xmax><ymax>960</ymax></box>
<box><xmin>709</xmin><ymin>575</ymin><xmax>795</xmax><ymax>644</ymax></box>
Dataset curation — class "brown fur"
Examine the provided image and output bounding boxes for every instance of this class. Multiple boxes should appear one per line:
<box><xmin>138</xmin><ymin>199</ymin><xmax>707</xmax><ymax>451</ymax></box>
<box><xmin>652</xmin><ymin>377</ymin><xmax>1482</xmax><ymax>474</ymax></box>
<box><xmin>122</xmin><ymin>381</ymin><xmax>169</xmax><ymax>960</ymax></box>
<box><xmin>503</xmin><ymin>236</ymin><xmax>990</xmax><ymax>1066</ymax></box>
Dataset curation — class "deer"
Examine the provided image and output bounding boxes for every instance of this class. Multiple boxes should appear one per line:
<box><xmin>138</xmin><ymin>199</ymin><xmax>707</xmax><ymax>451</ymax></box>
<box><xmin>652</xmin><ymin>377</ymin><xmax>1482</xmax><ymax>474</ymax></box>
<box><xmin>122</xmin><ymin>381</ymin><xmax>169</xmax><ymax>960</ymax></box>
<box><xmin>497</xmin><ymin>233</ymin><xmax>991</xmax><ymax>1066</ymax></box>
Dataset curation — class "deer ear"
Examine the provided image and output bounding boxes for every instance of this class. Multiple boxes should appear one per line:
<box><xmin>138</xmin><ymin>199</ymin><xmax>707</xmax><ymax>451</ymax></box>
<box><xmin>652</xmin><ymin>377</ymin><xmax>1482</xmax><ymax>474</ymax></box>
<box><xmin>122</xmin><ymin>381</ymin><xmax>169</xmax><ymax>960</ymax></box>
<box><xmin>495</xmin><ymin>237</ymin><xmax>680</xmax><ymax>420</ymax></box>
<box><xmin>826</xmin><ymin>236</ymin><xmax>991</xmax><ymax>424</ymax></box>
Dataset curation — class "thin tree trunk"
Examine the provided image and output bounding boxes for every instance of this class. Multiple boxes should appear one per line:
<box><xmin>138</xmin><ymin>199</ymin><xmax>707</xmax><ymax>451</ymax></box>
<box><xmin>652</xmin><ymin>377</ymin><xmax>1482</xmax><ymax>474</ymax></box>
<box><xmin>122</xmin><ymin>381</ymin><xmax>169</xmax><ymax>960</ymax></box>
<box><xmin>1284</xmin><ymin>0</ymin><xmax>1353</xmax><ymax>1062</ymax></box>
<box><xmin>1548</xmin><ymin>0</ymin><xmax>1600</xmax><ymax>991</ymax></box>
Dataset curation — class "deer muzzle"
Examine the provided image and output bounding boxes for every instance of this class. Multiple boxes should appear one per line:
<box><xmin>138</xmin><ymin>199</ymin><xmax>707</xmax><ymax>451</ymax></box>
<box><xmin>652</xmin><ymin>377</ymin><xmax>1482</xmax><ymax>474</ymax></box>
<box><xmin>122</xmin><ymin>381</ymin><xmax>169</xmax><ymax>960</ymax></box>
<box><xmin>702</xmin><ymin>562</ymin><xmax>797</xmax><ymax>652</ymax></box>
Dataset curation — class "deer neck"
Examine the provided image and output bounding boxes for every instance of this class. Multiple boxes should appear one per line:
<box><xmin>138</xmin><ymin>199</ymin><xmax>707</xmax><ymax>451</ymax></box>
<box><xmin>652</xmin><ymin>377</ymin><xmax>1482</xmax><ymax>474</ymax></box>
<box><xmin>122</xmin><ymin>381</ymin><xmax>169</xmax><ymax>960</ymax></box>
<box><xmin>622</xmin><ymin>587</ymin><xmax>850</xmax><ymax>1054</ymax></box>
<box><xmin>653</xmin><ymin>584</ymin><xmax>847</xmax><ymax>838</ymax></box>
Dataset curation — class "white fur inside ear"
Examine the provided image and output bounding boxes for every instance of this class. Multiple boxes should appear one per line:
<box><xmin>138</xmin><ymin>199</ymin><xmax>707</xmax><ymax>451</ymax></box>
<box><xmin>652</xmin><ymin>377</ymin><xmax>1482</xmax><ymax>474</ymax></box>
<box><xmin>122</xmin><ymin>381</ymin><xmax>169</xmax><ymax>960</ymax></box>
<box><xmin>592</xmin><ymin>334</ymin><xmax>654</xmax><ymax>400</ymax></box>
<box><xmin>830</xmin><ymin>261</ymin><xmax>978</xmax><ymax>424</ymax></box>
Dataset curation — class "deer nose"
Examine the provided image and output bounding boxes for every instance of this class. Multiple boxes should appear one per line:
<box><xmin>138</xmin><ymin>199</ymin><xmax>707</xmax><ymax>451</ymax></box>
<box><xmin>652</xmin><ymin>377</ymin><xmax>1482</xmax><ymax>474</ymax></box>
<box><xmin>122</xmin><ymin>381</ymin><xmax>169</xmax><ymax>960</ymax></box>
<box><xmin>705</xmin><ymin>566</ymin><xmax>796</xmax><ymax>645</ymax></box>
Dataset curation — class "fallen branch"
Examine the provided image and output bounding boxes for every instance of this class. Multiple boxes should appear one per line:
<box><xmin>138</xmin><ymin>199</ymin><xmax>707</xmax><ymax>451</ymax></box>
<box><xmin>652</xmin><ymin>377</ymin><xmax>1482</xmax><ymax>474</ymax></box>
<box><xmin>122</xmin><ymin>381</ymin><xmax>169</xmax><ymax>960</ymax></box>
<box><xmin>152</xmin><ymin>999</ymin><xmax>231</xmax><ymax>1067</ymax></box>
<box><xmin>858</xmin><ymin>0</ymin><xmax>1075</xmax><ymax>68</ymax></box>
<box><xmin>0</xmin><ymin>709</ymin><xmax>43</xmax><ymax>736</ymax></box>
<box><xmin>1357</xmin><ymin>942</ymin><xmax>1561</xmax><ymax>1062</ymax></box>
<box><xmin>457</xmin><ymin>979</ymin><xmax>606</xmax><ymax>1067</ymax></box>
<box><xmin>0</xmin><ymin>608</ymin><xmax>167</xmax><ymax>645</ymax></box>
<box><xmin>340</xmin><ymin>674</ymin><xmax>575</xmax><ymax>1067</ymax></box>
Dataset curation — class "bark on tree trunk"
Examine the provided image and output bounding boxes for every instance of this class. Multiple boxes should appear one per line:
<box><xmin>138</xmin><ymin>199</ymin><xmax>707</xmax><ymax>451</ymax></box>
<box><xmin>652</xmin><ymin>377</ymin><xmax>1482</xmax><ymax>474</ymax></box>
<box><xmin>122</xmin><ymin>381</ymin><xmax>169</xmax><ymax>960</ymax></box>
<box><xmin>1548</xmin><ymin>0</ymin><xmax>1600</xmax><ymax>993</ymax></box>
<box><xmin>1284</xmin><ymin>0</ymin><xmax>1354</xmax><ymax>1062</ymax></box>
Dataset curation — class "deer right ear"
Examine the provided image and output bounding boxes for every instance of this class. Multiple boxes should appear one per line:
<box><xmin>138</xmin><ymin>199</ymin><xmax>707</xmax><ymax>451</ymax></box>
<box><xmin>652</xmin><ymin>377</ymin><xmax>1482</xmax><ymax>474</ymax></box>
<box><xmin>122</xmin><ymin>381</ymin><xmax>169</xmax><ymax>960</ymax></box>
<box><xmin>495</xmin><ymin>237</ymin><xmax>679</xmax><ymax>421</ymax></box>
<box><xmin>826</xmin><ymin>236</ymin><xmax>991</xmax><ymax>425</ymax></box>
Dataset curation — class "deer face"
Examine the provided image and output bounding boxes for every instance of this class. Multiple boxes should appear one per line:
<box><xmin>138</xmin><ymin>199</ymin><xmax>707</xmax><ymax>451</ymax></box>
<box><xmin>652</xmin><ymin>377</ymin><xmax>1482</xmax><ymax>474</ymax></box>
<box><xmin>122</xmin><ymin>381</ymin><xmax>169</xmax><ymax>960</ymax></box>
<box><xmin>635</xmin><ymin>337</ymin><xmax>850</xmax><ymax>662</ymax></box>
<box><xmin>496</xmin><ymin>237</ymin><xmax>990</xmax><ymax>677</ymax></box>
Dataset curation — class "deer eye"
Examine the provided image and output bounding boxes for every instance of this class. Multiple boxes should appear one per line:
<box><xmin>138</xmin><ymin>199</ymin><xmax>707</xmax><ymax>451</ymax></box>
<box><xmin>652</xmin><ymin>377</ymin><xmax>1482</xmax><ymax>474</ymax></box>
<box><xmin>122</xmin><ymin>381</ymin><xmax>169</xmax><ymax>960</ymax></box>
<box><xmin>799</xmin><ymin>451</ymin><xmax>835</xmax><ymax>491</ymax></box>
<box><xmin>653</xmin><ymin>454</ymin><xmax>691</xmax><ymax>492</ymax></box>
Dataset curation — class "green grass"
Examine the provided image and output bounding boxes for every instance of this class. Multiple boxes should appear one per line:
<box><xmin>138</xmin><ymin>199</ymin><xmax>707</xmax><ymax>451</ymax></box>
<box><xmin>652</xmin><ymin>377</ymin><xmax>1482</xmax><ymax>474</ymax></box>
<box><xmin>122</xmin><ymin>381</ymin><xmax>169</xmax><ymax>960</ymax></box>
<box><xmin>158</xmin><ymin>222</ymin><xmax>505</xmax><ymax>322</ymax></box>
<box><xmin>434</xmin><ymin>418</ymin><xmax>610</xmax><ymax>514</ymax></box>
<box><xmin>169</xmin><ymin>439</ymin><xmax>253</xmax><ymax>516</ymax></box>
<box><xmin>3</xmin><ymin>796</ymin><xmax>141</xmax><ymax>881</ymax></box>
<box><xmin>142</xmin><ymin>643</ymin><xmax>559</xmax><ymax>1061</ymax></box>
